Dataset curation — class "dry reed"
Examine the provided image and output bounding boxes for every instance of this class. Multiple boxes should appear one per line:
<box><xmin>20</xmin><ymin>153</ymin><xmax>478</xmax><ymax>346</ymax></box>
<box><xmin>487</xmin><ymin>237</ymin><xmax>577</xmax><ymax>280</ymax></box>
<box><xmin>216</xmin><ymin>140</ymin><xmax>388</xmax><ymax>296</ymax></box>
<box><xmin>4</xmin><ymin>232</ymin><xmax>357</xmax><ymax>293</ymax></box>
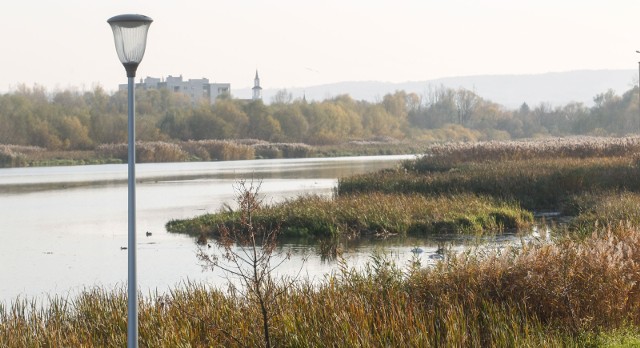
<box><xmin>3</xmin><ymin>224</ymin><xmax>639</xmax><ymax>346</ymax></box>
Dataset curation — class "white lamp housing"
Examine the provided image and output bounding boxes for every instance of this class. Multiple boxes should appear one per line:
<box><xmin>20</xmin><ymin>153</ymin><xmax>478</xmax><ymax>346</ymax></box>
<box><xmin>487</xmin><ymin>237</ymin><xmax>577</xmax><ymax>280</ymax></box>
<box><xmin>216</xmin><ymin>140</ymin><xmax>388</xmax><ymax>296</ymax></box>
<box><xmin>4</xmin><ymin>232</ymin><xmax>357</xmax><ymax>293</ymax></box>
<box><xmin>108</xmin><ymin>14</ymin><xmax>153</xmax><ymax>77</ymax></box>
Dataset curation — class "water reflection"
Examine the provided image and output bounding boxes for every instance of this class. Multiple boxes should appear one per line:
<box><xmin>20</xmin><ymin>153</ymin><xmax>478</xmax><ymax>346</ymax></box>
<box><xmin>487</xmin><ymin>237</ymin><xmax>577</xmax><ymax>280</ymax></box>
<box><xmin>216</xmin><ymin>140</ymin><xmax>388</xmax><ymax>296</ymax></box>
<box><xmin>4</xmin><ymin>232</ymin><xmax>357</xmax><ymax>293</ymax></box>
<box><xmin>0</xmin><ymin>156</ymin><xmax>415</xmax><ymax>304</ymax></box>
<box><xmin>0</xmin><ymin>155</ymin><xmax>540</xmax><ymax>306</ymax></box>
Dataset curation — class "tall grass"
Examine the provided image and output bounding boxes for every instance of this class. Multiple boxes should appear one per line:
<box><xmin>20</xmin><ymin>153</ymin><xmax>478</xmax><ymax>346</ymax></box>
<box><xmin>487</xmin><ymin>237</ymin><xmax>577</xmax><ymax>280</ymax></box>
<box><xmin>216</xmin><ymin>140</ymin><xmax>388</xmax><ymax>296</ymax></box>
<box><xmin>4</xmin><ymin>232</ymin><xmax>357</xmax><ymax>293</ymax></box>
<box><xmin>0</xmin><ymin>145</ymin><xmax>42</xmax><ymax>167</ymax></box>
<box><xmin>564</xmin><ymin>192</ymin><xmax>640</xmax><ymax>236</ymax></box>
<box><xmin>97</xmin><ymin>142</ymin><xmax>189</xmax><ymax>163</ymax></box>
<box><xmin>182</xmin><ymin>139</ymin><xmax>255</xmax><ymax>161</ymax></box>
<box><xmin>315</xmin><ymin>139</ymin><xmax>426</xmax><ymax>157</ymax></box>
<box><xmin>1</xmin><ymin>137</ymin><xmax>426</xmax><ymax>167</ymax></box>
<box><xmin>409</xmin><ymin>135</ymin><xmax>640</xmax><ymax>172</ymax></box>
<box><xmin>3</xmin><ymin>224</ymin><xmax>639</xmax><ymax>346</ymax></box>
<box><xmin>341</xmin><ymin>156</ymin><xmax>640</xmax><ymax>211</ymax></box>
<box><xmin>253</xmin><ymin>142</ymin><xmax>313</xmax><ymax>159</ymax></box>
<box><xmin>411</xmin><ymin>223</ymin><xmax>640</xmax><ymax>334</ymax></box>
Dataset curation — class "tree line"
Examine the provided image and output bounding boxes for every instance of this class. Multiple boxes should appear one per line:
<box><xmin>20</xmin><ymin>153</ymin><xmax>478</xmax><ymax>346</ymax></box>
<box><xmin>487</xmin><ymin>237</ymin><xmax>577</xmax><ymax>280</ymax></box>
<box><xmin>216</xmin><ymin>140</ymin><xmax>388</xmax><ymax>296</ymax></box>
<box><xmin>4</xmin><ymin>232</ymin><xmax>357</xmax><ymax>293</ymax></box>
<box><xmin>0</xmin><ymin>83</ymin><xmax>638</xmax><ymax>150</ymax></box>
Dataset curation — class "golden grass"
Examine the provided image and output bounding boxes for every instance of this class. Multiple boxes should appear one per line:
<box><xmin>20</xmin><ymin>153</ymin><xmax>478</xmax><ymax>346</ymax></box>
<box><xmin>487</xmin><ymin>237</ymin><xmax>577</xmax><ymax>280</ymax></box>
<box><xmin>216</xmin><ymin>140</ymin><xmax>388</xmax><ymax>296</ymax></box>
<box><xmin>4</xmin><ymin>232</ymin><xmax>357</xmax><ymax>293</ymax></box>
<box><xmin>411</xmin><ymin>135</ymin><xmax>640</xmax><ymax>172</ymax></box>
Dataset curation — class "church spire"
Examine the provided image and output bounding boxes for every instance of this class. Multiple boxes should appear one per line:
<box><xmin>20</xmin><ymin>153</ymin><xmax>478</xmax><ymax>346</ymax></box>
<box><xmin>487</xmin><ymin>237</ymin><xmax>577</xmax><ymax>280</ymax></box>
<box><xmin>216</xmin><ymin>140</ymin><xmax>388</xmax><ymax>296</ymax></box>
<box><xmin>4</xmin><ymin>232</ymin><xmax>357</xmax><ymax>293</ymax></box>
<box><xmin>252</xmin><ymin>70</ymin><xmax>262</xmax><ymax>100</ymax></box>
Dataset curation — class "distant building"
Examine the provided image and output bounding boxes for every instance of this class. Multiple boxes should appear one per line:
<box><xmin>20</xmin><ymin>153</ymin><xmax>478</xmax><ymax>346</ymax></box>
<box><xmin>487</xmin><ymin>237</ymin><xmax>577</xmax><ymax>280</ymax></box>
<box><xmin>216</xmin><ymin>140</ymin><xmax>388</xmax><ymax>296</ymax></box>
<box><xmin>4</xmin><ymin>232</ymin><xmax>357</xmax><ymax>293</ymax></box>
<box><xmin>119</xmin><ymin>75</ymin><xmax>230</xmax><ymax>105</ymax></box>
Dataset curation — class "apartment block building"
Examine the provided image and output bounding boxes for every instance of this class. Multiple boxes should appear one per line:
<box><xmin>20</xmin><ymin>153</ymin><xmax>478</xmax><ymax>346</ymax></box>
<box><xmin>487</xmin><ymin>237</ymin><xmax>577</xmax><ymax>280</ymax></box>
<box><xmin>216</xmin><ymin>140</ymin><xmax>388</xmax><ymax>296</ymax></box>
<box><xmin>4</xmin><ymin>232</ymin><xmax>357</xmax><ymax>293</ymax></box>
<box><xmin>120</xmin><ymin>75</ymin><xmax>231</xmax><ymax>105</ymax></box>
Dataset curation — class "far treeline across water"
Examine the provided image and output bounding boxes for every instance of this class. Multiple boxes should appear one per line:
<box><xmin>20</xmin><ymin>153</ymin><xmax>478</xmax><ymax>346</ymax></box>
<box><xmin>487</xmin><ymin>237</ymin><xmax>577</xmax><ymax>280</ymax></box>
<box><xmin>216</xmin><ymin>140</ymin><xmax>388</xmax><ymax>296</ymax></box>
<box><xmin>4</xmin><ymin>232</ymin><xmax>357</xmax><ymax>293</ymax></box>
<box><xmin>0</xmin><ymin>84</ymin><xmax>638</xmax><ymax>167</ymax></box>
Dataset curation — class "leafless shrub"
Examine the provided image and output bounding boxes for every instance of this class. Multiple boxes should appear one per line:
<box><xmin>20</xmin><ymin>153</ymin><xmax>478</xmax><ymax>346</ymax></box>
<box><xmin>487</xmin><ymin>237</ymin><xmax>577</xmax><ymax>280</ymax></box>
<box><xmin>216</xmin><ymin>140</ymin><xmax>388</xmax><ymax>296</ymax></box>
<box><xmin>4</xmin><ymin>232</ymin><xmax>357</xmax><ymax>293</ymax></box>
<box><xmin>197</xmin><ymin>180</ymin><xmax>302</xmax><ymax>348</ymax></box>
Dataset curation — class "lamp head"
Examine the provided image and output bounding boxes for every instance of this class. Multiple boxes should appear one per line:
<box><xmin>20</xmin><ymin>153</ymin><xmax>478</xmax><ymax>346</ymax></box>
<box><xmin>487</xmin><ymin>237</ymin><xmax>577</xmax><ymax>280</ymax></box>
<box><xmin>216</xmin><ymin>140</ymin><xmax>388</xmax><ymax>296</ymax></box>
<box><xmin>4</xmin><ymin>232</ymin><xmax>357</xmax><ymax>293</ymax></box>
<box><xmin>108</xmin><ymin>14</ymin><xmax>153</xmax><ymax>77</ymax></box>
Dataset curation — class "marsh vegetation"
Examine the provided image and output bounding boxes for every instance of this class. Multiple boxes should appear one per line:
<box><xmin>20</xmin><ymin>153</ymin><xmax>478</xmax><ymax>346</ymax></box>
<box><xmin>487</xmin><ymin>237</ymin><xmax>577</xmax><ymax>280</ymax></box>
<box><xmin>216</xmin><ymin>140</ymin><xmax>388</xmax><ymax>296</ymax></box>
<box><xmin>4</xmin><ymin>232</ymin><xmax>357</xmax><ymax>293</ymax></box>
<box><xmin>3</xmin><ymin>136</ymin><xmax>640</xmax><ymax>346</ymax></box>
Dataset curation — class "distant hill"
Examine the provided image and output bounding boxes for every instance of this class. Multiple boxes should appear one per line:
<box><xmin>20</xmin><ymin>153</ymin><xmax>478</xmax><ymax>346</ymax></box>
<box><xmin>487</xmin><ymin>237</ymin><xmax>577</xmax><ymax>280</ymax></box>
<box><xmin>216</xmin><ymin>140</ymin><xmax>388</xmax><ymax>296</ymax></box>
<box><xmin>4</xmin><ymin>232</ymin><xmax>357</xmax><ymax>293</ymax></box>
<box><xmin>234</xmin><ymin>70</ymin><xmax>636</xmax><ymax>109</ymax></box>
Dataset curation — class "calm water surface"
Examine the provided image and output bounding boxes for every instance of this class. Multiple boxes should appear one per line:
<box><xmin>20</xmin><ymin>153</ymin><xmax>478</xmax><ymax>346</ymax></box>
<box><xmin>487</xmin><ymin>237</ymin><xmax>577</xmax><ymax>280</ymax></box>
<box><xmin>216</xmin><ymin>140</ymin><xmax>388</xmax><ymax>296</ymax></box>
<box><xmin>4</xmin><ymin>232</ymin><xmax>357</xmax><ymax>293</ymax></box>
<box><xmin>0</xmin><ymin>155</ymin><xmax>518</xmax><ymax>305</ymax></box>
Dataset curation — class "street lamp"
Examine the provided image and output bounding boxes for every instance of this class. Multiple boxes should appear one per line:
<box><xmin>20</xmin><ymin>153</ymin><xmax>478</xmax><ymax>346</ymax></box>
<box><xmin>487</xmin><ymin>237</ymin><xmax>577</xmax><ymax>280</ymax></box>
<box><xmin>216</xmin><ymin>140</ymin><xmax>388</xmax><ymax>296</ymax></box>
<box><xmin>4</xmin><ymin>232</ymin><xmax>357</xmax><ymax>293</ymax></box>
<box><xmin>108</xmin><ymin>14</ymin><xmax>152</xmax><ymax>348</ymax></box>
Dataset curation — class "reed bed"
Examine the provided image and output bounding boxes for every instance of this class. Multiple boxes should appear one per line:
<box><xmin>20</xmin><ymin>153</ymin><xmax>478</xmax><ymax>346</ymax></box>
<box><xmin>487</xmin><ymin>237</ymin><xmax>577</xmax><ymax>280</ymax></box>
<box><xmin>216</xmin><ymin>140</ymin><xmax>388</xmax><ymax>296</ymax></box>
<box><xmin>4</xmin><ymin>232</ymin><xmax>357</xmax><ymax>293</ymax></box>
<box><xmin>0</xmin><ymin>145</ymin><xmax>105</xmax><ymax>167</ymax></box>
<box><xmin>96</xmin><ymin>140</ymin><xmax>254</xmax><ymax>163</ymax></box>
<box><xmin>3</xmin><ymin>224</ymin><xmax>640</xmax><ymax>347</ymax></box>
<box><xmin>341</xmin><ymin>156</ymin><xmax>640</xmax><ymax>211</ymax></box>
<box><xmin>0</xmin><ymin>144</ymin><xmax>45</xmax><ymax>154</ymax></box>
<box><xmin>96</xmin><ymin>142</ymin><xmax>189</xmax><ymax>163</ymax></box>
<box><xmin>181</xmin><ymin>139</ymin><xmax>255</xmax><ymax>161</ymax></box>
<box><xmin>410</xmin><ymin>223</ymin><xmax>640</xmax><ymax>334</ymax></box>
<box><xmin>565</xmin><ymin>192</ymin><xmax>640</xmax><ymax>236</ymax></box>
<box><xmin>315</xmin><ymin>140</ymin><xmax>426</xmax><ymax>157</ymax></box>
<box><xmin>0</xmin><ymin>138</ymin><xmax>423</xmax><ymax>167</ymax></box>
<box><xmin>167</xmin><ymin>192</ymin><xmax>532</xmax><ymax>239</ymax></box>
<box><xmin>410</xmin><ymin>135</ymin><xmax>640</xmax><ymax>172</ymax></box>
<box><xmin>0</xmin><ymin>144</ymin><xmax>43</xmax><ymax>167</ymax></box>
<box><xmin>253</xmin><ymin>142</ymin><xmax>313</xmax><ymax>159</ymax></box>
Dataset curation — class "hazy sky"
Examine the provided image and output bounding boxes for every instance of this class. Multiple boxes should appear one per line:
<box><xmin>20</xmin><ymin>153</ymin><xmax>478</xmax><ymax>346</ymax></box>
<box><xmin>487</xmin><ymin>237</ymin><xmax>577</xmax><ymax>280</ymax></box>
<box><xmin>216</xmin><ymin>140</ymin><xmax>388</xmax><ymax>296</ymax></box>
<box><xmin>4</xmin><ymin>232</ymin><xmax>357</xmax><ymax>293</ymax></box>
<box><xmin>1</xmin><ymin>0</ymin><xmax>639</xmax><ymax>93</ymax></box>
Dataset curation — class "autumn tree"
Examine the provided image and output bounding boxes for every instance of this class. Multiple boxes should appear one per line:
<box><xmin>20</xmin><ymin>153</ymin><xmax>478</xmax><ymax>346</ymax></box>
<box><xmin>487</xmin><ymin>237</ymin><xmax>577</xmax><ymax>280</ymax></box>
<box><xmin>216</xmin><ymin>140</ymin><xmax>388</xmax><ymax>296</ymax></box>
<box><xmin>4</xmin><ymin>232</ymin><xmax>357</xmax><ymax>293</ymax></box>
<box><xmin>271</xmin><ymin>103</ymin><xmax>309</xmax><ymax>142</ymax></box>
<box><xmin>214</xmin><ymin>99</ymin><xmax>250</xmax><ymax>138</ymax></box>
<box><xmin>244</xmin><ymin>100</ymin><xmax>283</xmax><ymax>141</ymax></box>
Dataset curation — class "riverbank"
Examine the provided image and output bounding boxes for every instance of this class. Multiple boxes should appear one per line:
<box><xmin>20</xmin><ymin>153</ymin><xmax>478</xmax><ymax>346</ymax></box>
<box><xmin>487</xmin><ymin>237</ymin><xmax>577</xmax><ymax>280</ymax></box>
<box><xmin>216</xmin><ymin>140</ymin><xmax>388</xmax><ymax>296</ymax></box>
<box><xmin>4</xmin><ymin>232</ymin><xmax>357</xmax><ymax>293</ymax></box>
<box><xmin>0</xmin><ymin>139</ymin><xmax>425</xmax><ymax>168</ymax></box>
<box><xmin>0</xmin><ymin>155</ymin><xmax>416</xmax><ymax>303</ymax></box>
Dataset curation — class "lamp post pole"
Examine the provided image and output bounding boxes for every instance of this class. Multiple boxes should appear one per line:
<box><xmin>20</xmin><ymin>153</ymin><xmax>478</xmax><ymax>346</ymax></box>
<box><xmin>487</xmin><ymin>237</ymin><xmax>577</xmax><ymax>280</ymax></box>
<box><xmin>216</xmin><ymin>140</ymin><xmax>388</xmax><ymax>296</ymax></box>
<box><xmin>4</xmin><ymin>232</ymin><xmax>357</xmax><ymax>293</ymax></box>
<box><xmin>636</xmin><ymin>51</ymin><xmax>640</xmax><ymax>132</ymax></box>
<box><xmin>108</xmin><ymin>14</ymin><xmax>152</xmax><ymax>348</ymax></box>
<box><xmin>126</xmin><ymin>71</ymin><xmax>137</xmax><ymax>347</ymax></box>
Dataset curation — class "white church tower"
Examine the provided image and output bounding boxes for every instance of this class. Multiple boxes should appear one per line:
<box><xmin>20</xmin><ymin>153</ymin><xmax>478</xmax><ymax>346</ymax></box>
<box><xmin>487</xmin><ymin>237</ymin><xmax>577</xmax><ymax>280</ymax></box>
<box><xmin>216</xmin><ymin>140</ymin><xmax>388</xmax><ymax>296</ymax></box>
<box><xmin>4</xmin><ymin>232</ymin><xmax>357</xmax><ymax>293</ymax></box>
<box><xmin>252</xmin><ymin>70</ymin><xmax>262</xmax><ymax>100</ymax></box>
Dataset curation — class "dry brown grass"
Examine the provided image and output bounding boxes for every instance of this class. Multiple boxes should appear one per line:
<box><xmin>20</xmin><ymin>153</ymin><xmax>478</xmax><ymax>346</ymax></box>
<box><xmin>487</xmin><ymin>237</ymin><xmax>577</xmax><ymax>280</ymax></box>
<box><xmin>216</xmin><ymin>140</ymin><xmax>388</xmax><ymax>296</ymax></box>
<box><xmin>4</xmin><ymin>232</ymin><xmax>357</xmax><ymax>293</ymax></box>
<box><xmin>410</xmin><ymin>222</ymin><xmax>640</xmax><ymax>334</ymax></box>
<box><xmin>181</xmin><ymin>140</ymin><xmax>255</xmax><ymax>161</ymax></box>
<box><xmin>411</xmin><ymin>135</ymin><xmax>640</xmax><ymax>172</ymax></box>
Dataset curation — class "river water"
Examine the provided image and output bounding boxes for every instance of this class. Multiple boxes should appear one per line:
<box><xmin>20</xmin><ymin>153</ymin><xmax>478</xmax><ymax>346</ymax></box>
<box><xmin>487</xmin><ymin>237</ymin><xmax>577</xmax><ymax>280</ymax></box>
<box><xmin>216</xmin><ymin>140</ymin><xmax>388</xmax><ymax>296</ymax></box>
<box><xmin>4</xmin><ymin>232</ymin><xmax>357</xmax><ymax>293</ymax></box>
<box><xmin>0</xmin><ymin>155</ymin><xmax>518</xmax><ymax>305</ymax></box>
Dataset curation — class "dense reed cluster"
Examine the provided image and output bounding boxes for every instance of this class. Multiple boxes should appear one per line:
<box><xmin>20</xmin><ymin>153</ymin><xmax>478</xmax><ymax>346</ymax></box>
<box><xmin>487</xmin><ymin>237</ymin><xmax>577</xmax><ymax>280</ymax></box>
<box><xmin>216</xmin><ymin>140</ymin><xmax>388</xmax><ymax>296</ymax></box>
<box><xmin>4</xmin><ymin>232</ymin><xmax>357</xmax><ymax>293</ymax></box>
<box><xmin>340</xmin><ymin>136</ymin><xmax>640</xmax><ymax>211</ymax></box>
<box><xmin>0</xmin><ymin>144</ymin><xmax>41</xmax><ymax>167</ymax></box>
<box><xmin>408</xmin><ymin>135</ymin><xmax>640</xmax><ymax>172</ymax></box>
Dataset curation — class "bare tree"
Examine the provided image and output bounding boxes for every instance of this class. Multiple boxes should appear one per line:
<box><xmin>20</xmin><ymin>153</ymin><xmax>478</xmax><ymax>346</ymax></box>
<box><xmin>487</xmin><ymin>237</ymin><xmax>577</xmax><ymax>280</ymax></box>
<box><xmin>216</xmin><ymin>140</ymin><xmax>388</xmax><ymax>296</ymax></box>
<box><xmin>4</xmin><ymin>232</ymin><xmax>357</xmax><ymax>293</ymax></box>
<box><xmin>197</xmin><ymin>180</ymin><xmax>299</xmax><ymax>348</ymax></box>
<box><xmin>271</xmin><ymin>89</ymin><xmax>293</xmax><ymax>104</ymax></box>
<box><xmin>455</xmin><ymin>88</ymin><xmax>479</xmax><ymax>125</ymax></box>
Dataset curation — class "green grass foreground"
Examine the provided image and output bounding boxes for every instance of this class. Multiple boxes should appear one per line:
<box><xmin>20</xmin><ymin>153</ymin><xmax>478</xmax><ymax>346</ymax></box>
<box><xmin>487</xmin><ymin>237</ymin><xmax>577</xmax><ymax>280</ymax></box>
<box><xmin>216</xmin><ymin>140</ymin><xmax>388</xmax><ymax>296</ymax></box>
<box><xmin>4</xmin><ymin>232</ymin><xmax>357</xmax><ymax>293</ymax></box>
<box><xmin>2</xmin><ymin>224</ymin><xmax>640</xmax><ymax>347</ymax></box>
<box><xmin>166</xmin><ymin>193</ymin><xmax>533</xmax><ymax>238</ymax></box>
